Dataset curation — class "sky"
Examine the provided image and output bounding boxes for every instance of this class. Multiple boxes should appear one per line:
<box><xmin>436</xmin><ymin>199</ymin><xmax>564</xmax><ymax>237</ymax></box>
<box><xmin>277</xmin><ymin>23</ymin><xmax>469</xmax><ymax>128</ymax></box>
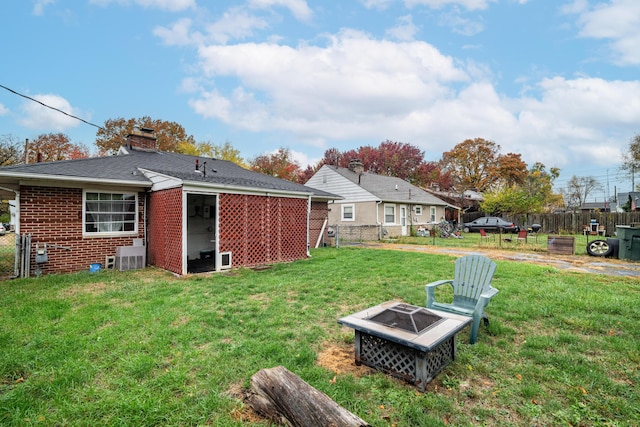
<box><xmin>2</xmin><ymin>0</ymin><xmax>640</xmax><ymax>202</ymax></box>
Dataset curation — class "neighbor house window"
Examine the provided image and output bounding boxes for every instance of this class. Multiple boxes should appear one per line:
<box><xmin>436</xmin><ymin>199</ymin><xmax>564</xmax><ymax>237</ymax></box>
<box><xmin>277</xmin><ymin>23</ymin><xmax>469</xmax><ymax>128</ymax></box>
<box><xmin>430</xmin><ymin>207</ymin><xmax>436</xmax><ymax>222</ymax></box>
<box><xmin>414</xmin><ymin>205</ymin><xmax>422</xmax><ymax>215</ymax></box>
<box><xmin>84</xmin><ymin>191</ymin><xmax>138</xmax><ymax>235</ymax></box>
<box><xmin>341</xmin><ymin>204</ymin><xmax>354</xmax><ymax>221</ymax></box>
<box><xmin>384</xmin><ymin>204</ymin><xmax>396</xmax><ymax>224</ymax></box>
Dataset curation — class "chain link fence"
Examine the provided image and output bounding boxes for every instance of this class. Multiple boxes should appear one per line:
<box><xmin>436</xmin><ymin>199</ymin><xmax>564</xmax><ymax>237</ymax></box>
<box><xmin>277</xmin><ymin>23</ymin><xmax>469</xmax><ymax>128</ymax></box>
<box><xmin>0</xmin><ymin>232</ymin><xmax>18</xmax><ymax>280</ymax></box>
<box><xmin>326</xmin><ymin>225</ymin><xmax>382</xmax><ymax>247</ymax></box>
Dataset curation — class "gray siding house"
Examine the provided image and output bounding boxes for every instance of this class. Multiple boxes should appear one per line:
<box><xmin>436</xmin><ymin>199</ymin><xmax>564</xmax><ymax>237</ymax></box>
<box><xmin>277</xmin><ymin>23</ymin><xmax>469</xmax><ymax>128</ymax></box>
<box><xmin>305</xmin><ymin>160</ymin><xmax>459</xmax><ymax>239</ymax></box>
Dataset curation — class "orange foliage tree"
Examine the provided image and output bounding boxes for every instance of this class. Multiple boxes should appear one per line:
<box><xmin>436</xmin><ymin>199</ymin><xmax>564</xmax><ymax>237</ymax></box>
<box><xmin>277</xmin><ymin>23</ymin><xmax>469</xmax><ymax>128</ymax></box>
<box><xmin>96</xmin><ymin>116</ymin><xmax>195</xmax><ymax>155</ymax></box>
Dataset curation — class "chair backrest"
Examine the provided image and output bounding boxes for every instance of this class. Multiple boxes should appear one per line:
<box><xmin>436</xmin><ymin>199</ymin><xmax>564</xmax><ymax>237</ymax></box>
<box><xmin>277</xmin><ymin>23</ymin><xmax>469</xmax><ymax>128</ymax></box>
<box><xmin>479</xmin><ymin>229</ymin><xmax>488</xmax><ymax>237</ymax></box>
<box><xmin>452</xmin><ymin>255</ymin><xmax>497</xmax><ymax>306</ymax></box>
<box><xmin>517</xmin><ymin>230</ymin><xmax>528</xmax><ymax>239</ymax></box>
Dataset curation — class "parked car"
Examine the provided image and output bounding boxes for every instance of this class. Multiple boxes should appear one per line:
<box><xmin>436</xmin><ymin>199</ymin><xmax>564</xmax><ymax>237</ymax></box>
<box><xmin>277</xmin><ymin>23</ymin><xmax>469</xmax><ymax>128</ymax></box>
<box><xmin>0</xmin><ymin>224</ymin><xmax>5</xmax><ymax>236</ymax></box>
<box><xmin>462</xmin><ymin>217</ymin><xmax>519</xmax><ymax>233</ymax></box>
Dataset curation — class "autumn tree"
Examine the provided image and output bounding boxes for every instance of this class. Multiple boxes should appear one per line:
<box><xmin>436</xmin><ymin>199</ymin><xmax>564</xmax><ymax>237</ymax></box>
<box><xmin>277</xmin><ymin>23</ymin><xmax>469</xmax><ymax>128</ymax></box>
<box><xmin>250</xmin><ymin>147</ymin><xmax>301</xmax><ymax>182</ymax></box>
<box><xmin>0</xmin><ymin>134</ymin><xmax>25</xmax><ymax>166</ymax></box>
<box><xmin>319</xmin><ymin>141</ymin><xmax>453</xmax><ymax>188</ymax></box>
<box><xmin>441</xmin><ymin>138</ymin><xmax>501</xmax><ymax>192</ymax></box>
<box><xmin>66</xmin><ymin>143</ymin><xmax>91</xmax><ymax>160</ymax></box>
<box><xmin>495</xmin><ymin>152</ymin><xmax>528</xmax><ymax>188</ymax></box>
<box><xmin>96</xmin><ymin>116</ymin><xmax>195</xmax><ymax>155</ymax></box>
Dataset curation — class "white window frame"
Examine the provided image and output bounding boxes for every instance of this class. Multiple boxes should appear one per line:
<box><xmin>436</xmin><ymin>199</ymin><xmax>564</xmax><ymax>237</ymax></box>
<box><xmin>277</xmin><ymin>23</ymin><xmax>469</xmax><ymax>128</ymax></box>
<box><xmin>384</xmin><ymin>204</ymin><xmax>396</xmax><ymax>225</ymax></box>
<box><xmin>414</xmin><ymin>205</ymin><xmax>422</xmax><ymax>215</ymax></box>
<box><xmin>341</xmin><ymin>204</ymin><xmax>355</xmax><ymax>221</ymax></box>
<box><xmin>430</xmin><ymin>206</ymin><xmax>437</xmax><ymax>223</ymax></box>
<box><xmin>83</xmin><ymin>190</ymin><xmax>138</xmax><ymax>237</ymax></box>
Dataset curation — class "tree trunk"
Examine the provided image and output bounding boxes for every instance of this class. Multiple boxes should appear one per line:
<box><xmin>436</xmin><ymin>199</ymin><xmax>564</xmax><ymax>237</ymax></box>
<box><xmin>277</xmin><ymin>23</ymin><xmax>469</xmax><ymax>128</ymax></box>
<box><xmin>246</xmin><ymin>366</ymin><xmax>371</xmax><ymax>427</ymax></box>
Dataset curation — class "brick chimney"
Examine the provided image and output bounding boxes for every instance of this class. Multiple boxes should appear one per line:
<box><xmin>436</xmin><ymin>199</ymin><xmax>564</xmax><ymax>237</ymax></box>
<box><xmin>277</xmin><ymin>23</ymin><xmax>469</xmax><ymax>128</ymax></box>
<box><xmin>348</xmin><ymin>159</ymin><xmax>364</xmax><ymax>175</ymax></box>
<box><xmin>126</xmin><ymin>127</ymin><xmax>157</xmax><ymax>151</ymax></box>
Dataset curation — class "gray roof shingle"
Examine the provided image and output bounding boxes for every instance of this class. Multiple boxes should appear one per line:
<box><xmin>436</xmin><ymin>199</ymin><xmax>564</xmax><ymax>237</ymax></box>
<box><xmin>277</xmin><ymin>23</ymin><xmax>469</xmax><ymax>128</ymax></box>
<box><xmin>333</xmin><ymin>167</ymin><xmax>452</xmax><ymax>206</ymax></box>
<box><xmin>0</xmin><ymin>148</ymin><xmax>338</xmax><ymax>198</ymax></box>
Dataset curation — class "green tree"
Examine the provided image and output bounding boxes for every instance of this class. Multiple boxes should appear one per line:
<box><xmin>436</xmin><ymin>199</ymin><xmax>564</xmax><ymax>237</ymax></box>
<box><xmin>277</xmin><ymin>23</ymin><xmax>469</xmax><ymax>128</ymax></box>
<box><xmin>96</xmin><ymin>116</ymin><xmax>195</xmax><ymax>155</ymax></box>
<box><xmin>481</xmin><ymin>162</ymin><xmax>561</xmax><ymax>214</ymax></box>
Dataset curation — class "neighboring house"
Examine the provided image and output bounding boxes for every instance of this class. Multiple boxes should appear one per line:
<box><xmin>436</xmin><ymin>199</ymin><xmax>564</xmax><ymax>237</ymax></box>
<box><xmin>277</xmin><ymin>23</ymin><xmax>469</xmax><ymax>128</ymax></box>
<box><xmin>305</xmin><ymin>160</ymin><xmax>459</xmax><ymax>238</ymax></box>
<box><xmin>0</xmin><ymin>130</ymin><xmax>337</xmax><ymax>276</ymax></box>
<box><xmin>580</xmin><ymin>201</ymin><xmax>611</xmax><ymax>212</ymax></box>
<box><xmin>616</xmin><ymin>192</ymin><xmax>640</xmax><ymax>211</ymax></box>
<box><xmin>425</xmin><ymin>186</ymin><xmax>483</xmax><ymax>213</ymax></box>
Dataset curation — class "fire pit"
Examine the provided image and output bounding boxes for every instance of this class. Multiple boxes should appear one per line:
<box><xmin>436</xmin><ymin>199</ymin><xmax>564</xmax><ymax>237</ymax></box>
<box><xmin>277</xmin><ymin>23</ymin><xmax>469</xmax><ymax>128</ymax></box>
<box><xmin>338</xmin><ymin>301</ymin><xmax>472</xmax><ymax>391</ymax></box>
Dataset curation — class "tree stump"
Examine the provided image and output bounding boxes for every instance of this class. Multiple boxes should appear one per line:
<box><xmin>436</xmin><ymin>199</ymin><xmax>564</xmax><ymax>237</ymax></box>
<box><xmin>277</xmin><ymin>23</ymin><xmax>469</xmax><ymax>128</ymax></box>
<box><xmin>246</xmin><ymin>366</ymin><xmax>371</xmax><ymax>427</ymax></box>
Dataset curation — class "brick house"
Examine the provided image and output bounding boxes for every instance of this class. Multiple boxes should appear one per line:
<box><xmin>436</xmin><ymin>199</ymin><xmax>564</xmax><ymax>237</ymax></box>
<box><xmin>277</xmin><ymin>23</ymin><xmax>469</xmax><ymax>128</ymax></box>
<box><xmin>0</xmin><ymin>130</ymin><xmax>337</xmax><ymax>276</ymax></box>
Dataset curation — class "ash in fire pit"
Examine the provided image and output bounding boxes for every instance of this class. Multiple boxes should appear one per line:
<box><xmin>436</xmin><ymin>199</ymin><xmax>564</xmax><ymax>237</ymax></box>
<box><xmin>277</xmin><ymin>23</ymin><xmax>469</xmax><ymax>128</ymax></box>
<box><xmin>368</xmin><ymin>303</ymin><xmax>443</xmax><ymax>334</ymax></box>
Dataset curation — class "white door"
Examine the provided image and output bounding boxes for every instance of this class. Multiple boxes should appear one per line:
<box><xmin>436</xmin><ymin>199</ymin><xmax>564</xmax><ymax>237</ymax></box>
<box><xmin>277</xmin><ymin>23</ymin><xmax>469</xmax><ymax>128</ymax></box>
<box><xmin>400</xmin><ymin>205</ymin><xmax>407</xmax><ymax>236</ymax></box>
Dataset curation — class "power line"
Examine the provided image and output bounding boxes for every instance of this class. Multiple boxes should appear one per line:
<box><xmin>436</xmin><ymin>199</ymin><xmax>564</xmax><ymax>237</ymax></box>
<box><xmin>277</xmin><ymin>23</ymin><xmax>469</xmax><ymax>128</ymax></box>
<box><xmin>0</xmin><ymin>83</ymin><xmax>105</xmax><ymax>132</ymax></box>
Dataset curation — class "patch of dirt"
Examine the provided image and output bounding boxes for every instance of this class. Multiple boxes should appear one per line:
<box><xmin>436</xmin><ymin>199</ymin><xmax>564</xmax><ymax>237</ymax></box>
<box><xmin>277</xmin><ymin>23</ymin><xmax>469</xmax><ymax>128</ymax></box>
<box><xmin>362</xmin><ymin>242</ymin><xmax>640</xmax><ymax>277</ymax></box>
<box><xmin>316</xmin><ymin>341</ymin><xmax>373</xmax><ymax>377</ymax></box>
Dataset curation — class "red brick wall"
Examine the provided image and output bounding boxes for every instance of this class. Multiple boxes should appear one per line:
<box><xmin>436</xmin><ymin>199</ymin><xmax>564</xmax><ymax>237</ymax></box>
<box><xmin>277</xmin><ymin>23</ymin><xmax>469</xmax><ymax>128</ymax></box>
<box><xmin>19</xmin><ymin>186</ymin><xmax>145</xmax><ymax>275</ymax></box>
<box><xmin>147</xmin><ymin>187</ymin><xmax>183</xmax><ymax>275</ymax></box>
<box><xmin>218</xmin><ymin>194</ymin><xmax>308</xmax><ymax>267</ymax></box>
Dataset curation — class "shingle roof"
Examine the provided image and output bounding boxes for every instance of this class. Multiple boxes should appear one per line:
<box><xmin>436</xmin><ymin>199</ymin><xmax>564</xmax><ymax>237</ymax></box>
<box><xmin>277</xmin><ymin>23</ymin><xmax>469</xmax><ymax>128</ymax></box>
<box><xmin>0</xmin><ymin>148</ymin><xmax>338</xmax><ymax>198</ymax></box>
<box><xmin>333</xmin><ymin>167</ymin><xmax>453</xmax><ymax>206</ymax></box>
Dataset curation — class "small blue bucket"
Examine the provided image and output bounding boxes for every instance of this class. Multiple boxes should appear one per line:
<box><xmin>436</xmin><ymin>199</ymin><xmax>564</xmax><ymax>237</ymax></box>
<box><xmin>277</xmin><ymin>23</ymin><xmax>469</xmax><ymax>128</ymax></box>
<box><xmin>89</xmin><ymin>263</ymin><xmax>102</xmax><ymax>273</ymax></box>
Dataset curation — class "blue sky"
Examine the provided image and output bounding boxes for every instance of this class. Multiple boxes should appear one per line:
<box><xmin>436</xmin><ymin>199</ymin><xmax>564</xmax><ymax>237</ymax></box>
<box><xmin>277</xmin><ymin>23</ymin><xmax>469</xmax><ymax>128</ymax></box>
<box><xmin>2</xmin><ymin>0</ymin><xmax>640</xmax><ymax>201</ymax></box>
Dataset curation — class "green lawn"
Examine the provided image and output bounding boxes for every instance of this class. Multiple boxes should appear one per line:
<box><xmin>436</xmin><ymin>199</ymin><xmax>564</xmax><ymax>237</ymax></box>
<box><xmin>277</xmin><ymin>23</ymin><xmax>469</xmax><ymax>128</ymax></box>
<box><xmin>1</xmin><ymin>247</ymin><xmax>638</xmax><ymax>426</ymax></box>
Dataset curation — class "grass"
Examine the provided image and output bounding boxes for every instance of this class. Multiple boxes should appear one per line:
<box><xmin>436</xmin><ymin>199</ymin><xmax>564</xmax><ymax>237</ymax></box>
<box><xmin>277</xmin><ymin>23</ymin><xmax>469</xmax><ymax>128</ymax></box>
<box><xmin>1</xmin><ymin>246</ymin><xmax>639</xmax><ymax>426</ymax></box>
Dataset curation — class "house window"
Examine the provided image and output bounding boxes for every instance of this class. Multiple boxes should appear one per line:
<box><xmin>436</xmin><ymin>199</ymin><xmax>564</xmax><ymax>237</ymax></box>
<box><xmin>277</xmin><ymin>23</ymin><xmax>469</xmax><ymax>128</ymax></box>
<box><xmin>430</xmin><ymin>207</ymin><xmax>436</xmax><ymax>222</ymax></box>
<box><xmin>84</xmin><ymin>191</ymin><xmax>137</xmax><ymax>235</ymax></box>
<box><xmin>414</xmin><ymin>205</ymin><xmax>422</xmax><ymax>215</ymax></box>
<box><xmin>384</xmin><ymin>204</ymin><xmax>396</xmax><ymax>224</ymax></box>
<box><xmin>342</xmin><ymin>204</ymin><xmax>355</xmax><ymax>221</ymax></box>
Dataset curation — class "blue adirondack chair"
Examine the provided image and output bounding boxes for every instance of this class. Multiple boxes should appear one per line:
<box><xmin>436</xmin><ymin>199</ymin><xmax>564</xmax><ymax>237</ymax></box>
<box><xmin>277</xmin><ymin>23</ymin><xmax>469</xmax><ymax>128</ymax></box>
<box><xmin>425</xmin><ymin>255</ymin><xmax>498</xmax><ymax>344</ymax></box>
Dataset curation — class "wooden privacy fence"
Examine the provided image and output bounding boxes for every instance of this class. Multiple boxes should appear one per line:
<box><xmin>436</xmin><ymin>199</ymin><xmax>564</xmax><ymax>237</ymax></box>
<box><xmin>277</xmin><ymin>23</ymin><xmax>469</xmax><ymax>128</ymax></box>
<box><xmin>463</xmin><ymin>212</ymin><xmax>640</xmax><ymax>236</ymax></box>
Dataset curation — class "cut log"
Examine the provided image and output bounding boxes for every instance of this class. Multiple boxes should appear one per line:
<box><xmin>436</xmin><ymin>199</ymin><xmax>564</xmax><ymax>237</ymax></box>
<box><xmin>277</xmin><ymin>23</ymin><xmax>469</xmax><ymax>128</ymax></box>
<box><xmin>247</xmin><ymin>366</ymin><xmax>371</xmax><ymax>427</ymax></box>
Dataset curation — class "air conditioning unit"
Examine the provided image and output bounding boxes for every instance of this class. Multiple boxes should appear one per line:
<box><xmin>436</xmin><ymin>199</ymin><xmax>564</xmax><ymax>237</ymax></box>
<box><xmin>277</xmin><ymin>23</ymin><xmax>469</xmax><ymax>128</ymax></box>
<box><xmin>115</xmin><ymin>245</ymin><xmax>146</xmax><ymax>271</ymax></box>
<box><xmin>220</xmin><ymin>251</ymin><xmax>232</xmax><ymax>270</ymax></box>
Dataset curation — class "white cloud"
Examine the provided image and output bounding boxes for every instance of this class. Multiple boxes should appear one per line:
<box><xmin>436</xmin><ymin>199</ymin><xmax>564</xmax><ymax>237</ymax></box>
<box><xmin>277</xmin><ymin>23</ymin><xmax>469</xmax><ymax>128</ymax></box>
<box><xmin>438</xmin><ymin>9</ymin><xmax>485</xmax><ymax>35</ymax></box>
<box><xmin>192</xmin><ymin>29</ymin><xmax>469</xmax><ymax>138</ymax></box>
<box><xmin>153</xmin><ymin>18</ymin><xmax>201</xmax><ymax>46</ymax></box>
<box><xmin>248</xmin><ymin>0</ymin><xmax>313</xmax><ymax>22</ymax></box>
<box><xmin>33</xmin><ymin>0</ymin><xmax>55</xmax><ymax>16</ymax></box>
<box><xmin>205</xmin><ymin>8</ymin><xmax>270</xmax><ymax>44</ymax></box>
<box><xmin>570</xmin><ymin>0</ymin><xmax>640</xmax><ymax>65</ymax></box>
<box><xmin>185</xmin><ymin>25</ymin><xmax>640</xmax><ymax>173</ymax></box>
<box><xmin>17</xmin><ymin>94</ymin><xmax>83</xmax><ymax>132</ymax></box>
<box><xmin>89</xmin><ymin>0</ymin><xmax>195</xmax><ymax>12</ymax></box>
<box><xmin>404</xmin><ymin>0</ymin><xmax>496</xmax><ymax>11</ymax></box>
<box><xmin>0</xmin><ymin>103</ymin><xmax>8</xmax><ymax>116</ymax></box>
<box><xmin>385</xmin><ymin>15</ymin><xmax>419</xmax><ymax>41</ymax></box>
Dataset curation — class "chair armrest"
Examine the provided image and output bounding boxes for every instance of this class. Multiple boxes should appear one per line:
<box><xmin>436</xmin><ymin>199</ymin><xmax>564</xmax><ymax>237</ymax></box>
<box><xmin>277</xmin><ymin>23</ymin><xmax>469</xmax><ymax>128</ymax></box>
<box><xmin>425</xmin><ymin>279</ymin><xmax>453</xmax><ymax>308</ymax></box>
<box><xmin>481</xmin><ymin>286</ymin><xmax>499</xmax><ymax>299</ymax></box>
<box><xmin>474</xmin><ymin>286</ymin><xmax>499</xmax><ymax>312</ymax></box>
<box><xmin>425</xmin><ymin>279</ymin><xmax>453</xmax><ymax>290</ymax></box>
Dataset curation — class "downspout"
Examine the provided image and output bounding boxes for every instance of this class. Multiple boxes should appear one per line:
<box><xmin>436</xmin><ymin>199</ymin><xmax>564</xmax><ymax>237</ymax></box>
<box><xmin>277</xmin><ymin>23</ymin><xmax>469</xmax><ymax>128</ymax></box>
<box><xmin>376</xmin><ymin>200</ymin><xmax>382</xmax><ymax>240</ymax></box>
<box><xmin>306</xmin><ymin>195</ymin><xmax>311</xmax><ymax>257</ymax></box>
